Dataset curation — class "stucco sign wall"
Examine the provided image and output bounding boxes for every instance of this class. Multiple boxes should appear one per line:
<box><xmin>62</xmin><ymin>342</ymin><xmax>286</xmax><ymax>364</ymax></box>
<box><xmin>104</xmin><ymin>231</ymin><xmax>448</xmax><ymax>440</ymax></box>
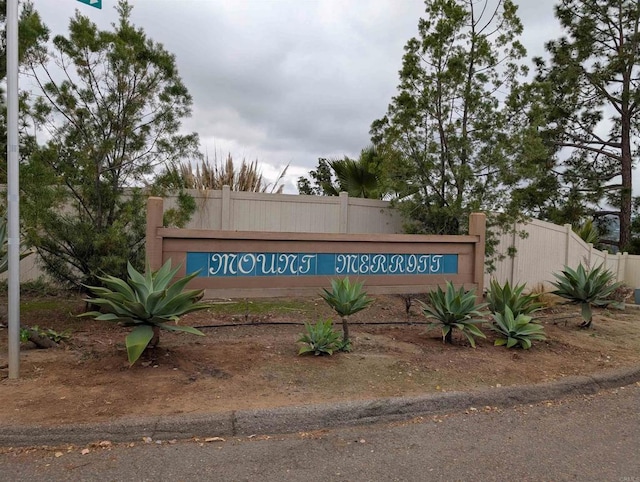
<box><xmin>145</xmin><ymin>197</ymin><xmax>486</xmax><ymax>298</ymax></box>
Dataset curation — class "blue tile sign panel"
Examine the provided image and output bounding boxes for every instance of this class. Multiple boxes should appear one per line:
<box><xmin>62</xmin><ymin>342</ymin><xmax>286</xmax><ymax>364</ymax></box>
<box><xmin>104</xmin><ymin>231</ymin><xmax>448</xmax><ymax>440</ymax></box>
<box><xmin>186</xmin><ymin>252</ymin><xmax>458</xmax><ymax>277</ymax></box>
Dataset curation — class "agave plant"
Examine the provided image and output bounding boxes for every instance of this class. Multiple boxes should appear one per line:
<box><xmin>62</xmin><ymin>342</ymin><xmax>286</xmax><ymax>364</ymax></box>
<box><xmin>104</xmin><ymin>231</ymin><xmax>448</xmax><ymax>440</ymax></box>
<box><xmin>488</xmin><ymin>306</ymin><xmax>546</xmax><ymax>349</ymax></box>
<box><xmin>419</xmin><ymin>281</ymin><xmax>488</xmax><ymax>347</ymax></box>
<box><xmin>79</xmin><ymin>260</ymin><xmax>210</xmax><ymax>365</ymax></box>
<box><xmin>551</xmin><ymin>263</ymin><xmax>623</xmax><ymax>328</ymax></box>
<box><xmin>320</xmin><ymin>277</ymin><xmax>373</xmax><ymax>349</ymax></box>
<box><xmin>297</xmin><ymin>319</ymin><xmax>342</xmax><ymax>356</ymax></box>
<box><xmin>574</xmin><ymin>219</ymin><xmax>599</xmax><ymax>245</ymax></box>
<box><xmin>486</xmin><ymin>280</ymin><xmax>543</xmax><ymax>318</ymax></box>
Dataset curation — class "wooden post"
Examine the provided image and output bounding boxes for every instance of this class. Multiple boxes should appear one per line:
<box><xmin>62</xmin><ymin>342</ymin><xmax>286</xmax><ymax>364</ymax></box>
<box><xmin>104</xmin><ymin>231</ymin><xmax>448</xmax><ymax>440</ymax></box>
<box><xmin>469</xmin><ymin>212</ymin><xmax>486</xmax><ymax>296</ymax></box>
<box><xmin>510</xmin><ymin>221</ymin><xmax>518</xmax><ymax>285</ymax></box>
<box><xmin>619</xmin><ymin>252</ymin><xmax>628</xmax><ymax>283</ymax></box>
<box><xmin>564</xmin><ymin>224</ymin><xmax>572</xmax><ymax>266</ymax></box>
<box><xmin>339</xmin><ymin>191</ymin><xmax>349</xmax><ymax>233</ymax></box>
<box><xmin>146</xmin><ymin>197</ymin><xmax>164</xmax><ymax>271</ymax></box>
<box><xmin>221</xmin><ymin>185</ymin><xmax>231</xmax><ymax>230</ymax></box>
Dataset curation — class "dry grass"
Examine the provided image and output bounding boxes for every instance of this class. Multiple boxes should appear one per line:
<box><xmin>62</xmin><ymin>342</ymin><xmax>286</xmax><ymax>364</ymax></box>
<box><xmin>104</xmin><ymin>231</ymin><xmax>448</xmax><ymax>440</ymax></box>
<box><xmin>173</xmin><ymin>153</ymin><xmax>288</xmax><ymax>193</ymax></box>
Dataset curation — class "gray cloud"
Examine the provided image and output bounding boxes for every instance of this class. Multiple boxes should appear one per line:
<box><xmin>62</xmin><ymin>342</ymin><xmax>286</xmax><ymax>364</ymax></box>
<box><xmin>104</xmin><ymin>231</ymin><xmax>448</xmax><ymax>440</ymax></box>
<box><xmin>33</xmin><ymin>0</ymin><xmax>558</xmax><ymax>191</ymax></box>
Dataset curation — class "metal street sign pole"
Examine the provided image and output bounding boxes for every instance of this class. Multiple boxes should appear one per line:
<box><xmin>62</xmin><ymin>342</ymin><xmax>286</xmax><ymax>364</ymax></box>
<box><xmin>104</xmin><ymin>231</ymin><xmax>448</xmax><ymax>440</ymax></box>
<box><xmin>7</xmin><ymin>0</ymin><xmax>20</xmax><ymax>379</ymax></box>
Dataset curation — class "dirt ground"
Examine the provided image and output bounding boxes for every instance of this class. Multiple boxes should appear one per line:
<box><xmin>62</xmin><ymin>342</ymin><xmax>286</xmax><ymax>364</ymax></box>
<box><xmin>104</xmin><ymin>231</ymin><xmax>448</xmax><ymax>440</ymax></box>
<box><xmin>1</xmin><ymin>292</ymin><xmax>639</xmax><ymax>428</ymax></box>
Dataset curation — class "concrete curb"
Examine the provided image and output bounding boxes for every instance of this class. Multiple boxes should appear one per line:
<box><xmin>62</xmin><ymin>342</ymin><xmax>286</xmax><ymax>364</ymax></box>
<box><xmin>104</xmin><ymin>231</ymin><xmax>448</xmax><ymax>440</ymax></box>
<box><xmin>1</xmin><ymin>365</ymin><xmax>639</xmax><ymax>447</ymax></box>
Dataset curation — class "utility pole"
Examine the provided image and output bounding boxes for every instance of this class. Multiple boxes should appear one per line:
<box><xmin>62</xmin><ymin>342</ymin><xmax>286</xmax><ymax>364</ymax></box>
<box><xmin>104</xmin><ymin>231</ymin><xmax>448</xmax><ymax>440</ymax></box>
<box><xmin>7</xmin><ymin>0</ymin><xmax>20</xmax><ymax>378</ymax></box>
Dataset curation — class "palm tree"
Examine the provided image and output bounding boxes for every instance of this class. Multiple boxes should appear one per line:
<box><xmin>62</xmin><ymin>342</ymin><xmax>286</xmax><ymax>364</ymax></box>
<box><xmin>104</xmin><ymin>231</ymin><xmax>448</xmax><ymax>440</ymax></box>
<box><xmin>317</xmin><ymin>145</ymin><xmax>388</xmax><ymax>199</ymax></box>
<box><xmin>328</xmin><ymin>158</ymin><xmax>379</xmax><ymax>198</ymax></box>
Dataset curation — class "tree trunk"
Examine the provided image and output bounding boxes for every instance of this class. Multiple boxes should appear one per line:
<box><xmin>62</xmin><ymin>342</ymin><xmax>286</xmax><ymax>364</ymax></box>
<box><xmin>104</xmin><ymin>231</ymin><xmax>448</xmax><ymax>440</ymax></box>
<box><xmin>444</xmin><ymin>328</ymin><xmax>453</xmax><ymax>344</ymax></box>
<box><xmin>149</xmin><ymin>326</ymin><xmax>161</xmax><ymax>348</ymax></box>
<box><xmin>619</xmin><ymin>104</ymin><xmax>632</xmax><ymax>251</ymax></box>
<box><xmin>341</xmin><ymin>316</ymin><xmax>350</xmax><ymax>344</ymax></box>
<box><xmin>579</xmin><ymin>302</ymin><xmax>592</xmax><ymax>329</ymax></box>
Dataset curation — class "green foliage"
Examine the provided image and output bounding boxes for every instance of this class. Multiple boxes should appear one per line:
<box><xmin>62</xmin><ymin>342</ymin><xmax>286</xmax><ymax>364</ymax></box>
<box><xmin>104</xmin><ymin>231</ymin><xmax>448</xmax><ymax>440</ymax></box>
<box><xmin>320</xmin><ymin>277</ymin><xmax>373</xmax><ymax>346</ymax></box>
<box><xmin>321</xmin><ymin>277</ymin><xmax>373</xmax><ymax>318</ymax></box>
<box><xmin>20</xmin><ymin>0</ymin><xmax>198</xmax><ymax>288</ymax></box>
<box><xmin>297</xmin><ymin>319</ymin><xmax>342</xmax><ymax>356</ymax></box>
<box><xmin>0</xmin><ymin>1</ymin><xmax>49</xmax><ymax>183</ymax></box>
<box><xmin>0</xmin><ymin>212</ymin><xmax>33</xmax><ymax>273</ymax></box>
<box><xmin>18</xmin><ymin>277</ymin><xmax>62</xmax><ymax>296</ymax></box>
<box><xmin>297</xmin><ymin>158</ymin><xmax>333</xmax><ymax>196</ymax></box>
<box><xmin>19</xmin><ymin>325</ymin><xmax>71</xmax><ymax>346</ymax></box>
<box><xmin>419</xmin><ymin>282</ymin><xmax>488</xmax><ymax>347</ymax></box>
<box><xmin>522</xmin><ymin>0</ymin><xmax>640</xmax><ymax>250</ymax></box>
<box><xmin>370</xmin><ymin>0</ymin><xmax>528</xmax><ymax>236</ymax></box>
<box><xmin>486</xmin><ymin>280</ymin><xmax>543</xmax><ymax>318</ymax></box>
<box><xmin>297</xmin><ymin>146</ymin><xmax>388</xmax><ymax>199</ymax></box>
<box><xmin>79</xmin><ymin>259</ymin><xmax>209</xmax><ymax>365</ymax></box>
<box><xmin>574</xmin><ymin>219</ymin><xmax>599</xmax><ymax>245</ymax></box>
<box><xmin>488</xmin><ymin>307</ymin><xmax>546</xmax><ymax>349</ymax></box>
<box><xmin>551</xmin><ymin>263</ymin><xmax>624</xmax><ymax>328</ymax></box>
<box><xmin>31</xmin><ymin>325</ymin><xmax>71</xmax><ymax>343</ymax></box>
<box><xmin>19</xmin><ymin>327</ymin><xmax>30</xmax><ymax>343</ymax></box>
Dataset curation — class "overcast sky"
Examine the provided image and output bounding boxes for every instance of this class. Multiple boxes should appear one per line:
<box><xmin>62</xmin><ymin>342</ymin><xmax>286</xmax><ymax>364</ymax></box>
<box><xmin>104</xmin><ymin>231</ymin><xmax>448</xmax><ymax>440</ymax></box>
<box><xmin>30</xmin><ymin>0</ymin><xmax>561</xmax><ymax>193</ymax></box>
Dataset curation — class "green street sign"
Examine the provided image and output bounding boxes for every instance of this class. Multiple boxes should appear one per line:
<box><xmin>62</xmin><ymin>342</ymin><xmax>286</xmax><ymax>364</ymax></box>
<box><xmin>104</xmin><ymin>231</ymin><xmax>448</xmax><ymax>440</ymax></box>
<box><xmin>77</xmin><ymin>0</ymin><xmax>102</xmax><ymax>9</ymax></box>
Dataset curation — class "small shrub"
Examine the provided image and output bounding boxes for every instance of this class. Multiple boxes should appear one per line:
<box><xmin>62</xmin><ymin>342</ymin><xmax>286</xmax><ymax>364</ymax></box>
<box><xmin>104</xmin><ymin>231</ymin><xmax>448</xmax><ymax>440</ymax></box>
<box><xmin>33</xmin><ymin>326</ymin><xmax>72</xmax><ymax>343</ymax></box>
<box><xmin>79</xmin><ymin>260</ymin><xmax>210</xmax><ymax>365</ymax></box>
<box><xmin>21</xmin><ymin>277</ymin><xmax>64</xmax><ymax>296</ymax></box>
<box><xmin>528</xmin><ymin>282</ymin><xmax>557</xmax><ymax>308</ymax></box>
<box><xmin>486</xmin><ymin>280</ymin><xmax>542</xmax><ymax>317</ymax></box>
<box><xmin>398</xmin><ymin>293</ymin><xmax>417</xmax><ymax>316</ymax></box>
<box><xmin>551</xmin><ymin>263</ymin><xmax>623</xmax><ymax>328</ymax></box>
<box><xmin>608</xmin><ymin>283</ymin><xmax>634</xmax><ymax>304</ymax></box>
<box><xmin>320</xmin><ymin>277</ymin><xmax>373</xmax><ymax>347</ymax></box>
<box><xmin>297</xmin><ymin>319</ymin><xmax>342</xmax><ymax>356</ymax></box>
<box><xmin>488</xmin><ymin>306</ymin><xmax>546</xmax><ymax>349</ymax></box>
<box><xmin>419</xmin><ymin>281</ymin><xmax>488</xmax><ymax>347</ymax></box>
<box><xmin>19</xmin><ymin>325</ymin><xmax>71</xmax><ymax>348</ymax></box>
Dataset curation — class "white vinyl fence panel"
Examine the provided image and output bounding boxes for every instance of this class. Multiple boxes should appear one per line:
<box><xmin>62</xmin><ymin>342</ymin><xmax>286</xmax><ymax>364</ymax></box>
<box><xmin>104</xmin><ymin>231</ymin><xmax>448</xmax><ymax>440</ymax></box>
<box><xmin>487</xmin><ymin>218</ymin><xmax>640</xmax><ymax>290</ymax></box>
<box><xmin>165</xmin><ymin>188</ymin><xmax>404</xmax><ymax>234</ymax></box>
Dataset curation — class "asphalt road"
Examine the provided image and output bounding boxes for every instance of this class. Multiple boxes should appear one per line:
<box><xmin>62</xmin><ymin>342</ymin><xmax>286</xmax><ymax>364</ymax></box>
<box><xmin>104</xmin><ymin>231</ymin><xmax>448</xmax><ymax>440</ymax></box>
<box><xmin>2</xmin><ymin>384</ymin><xmax>639</xmax><ymax>481</ymax></box>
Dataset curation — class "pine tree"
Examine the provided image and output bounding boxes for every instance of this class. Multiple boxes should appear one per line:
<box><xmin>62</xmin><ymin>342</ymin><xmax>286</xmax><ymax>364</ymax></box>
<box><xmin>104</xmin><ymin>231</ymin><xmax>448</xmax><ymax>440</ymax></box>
<box><xmin>21</xmin><ymin>0</ymin><xmax>199</xmax><ymax>287</ymax></box>
<box><xmin>529</xmin><ymin>0</ymin><xmax>640</xmax><ymax>251</ymax></box>
<box><xmin>370</xmin><ymin>0</ymin><xmax>528</xmax><ymax>235</ymax></box>
<box><xmin>0</xmin><ymin>1</ymin><xmax>48</xmax><ymax>182</ymax></box>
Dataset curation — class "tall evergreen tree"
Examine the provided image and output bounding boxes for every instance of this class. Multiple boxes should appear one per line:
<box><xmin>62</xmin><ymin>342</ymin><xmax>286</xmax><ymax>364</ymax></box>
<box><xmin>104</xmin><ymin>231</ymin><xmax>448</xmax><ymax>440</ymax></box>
<box><xmin>370</xmin><ymin>0</ymin><xmax>527</xmax><ymax>235</ymax></box>
<box><xmin>0</xmin><ymin>1</ymin><xmax>48</xmax><ymax>182</ymax></box>
<box><xmin>297</xmin><ymin>158</ymin><xmax>334</xmax><ymax>196</ymax></box>
<box><xmin>21</xmin><ymin>0</ymin><xmax>199</xmax><ymax>287</ymax></box>
<box><xmin>527</xmin><ymin>0</ymin><xmax>640</xmax><ymax>251</ymax></box>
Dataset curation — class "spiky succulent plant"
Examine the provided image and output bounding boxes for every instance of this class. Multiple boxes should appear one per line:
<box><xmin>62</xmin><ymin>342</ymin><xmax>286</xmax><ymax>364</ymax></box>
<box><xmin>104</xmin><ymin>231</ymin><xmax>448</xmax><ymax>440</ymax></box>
<box><xmin>420</xmin><ymin>281</ymin><xmax>488</xmax><ymax>347</ymax></box>
<box><xmin>79</xmin><ymin>260</ymin><xmax>210</xmax><ymax>365</ymax></box>
<box><xmin>551</xmin><ymin>263</ymin><xmax>623</xmax><ymax>328</ymax></box>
